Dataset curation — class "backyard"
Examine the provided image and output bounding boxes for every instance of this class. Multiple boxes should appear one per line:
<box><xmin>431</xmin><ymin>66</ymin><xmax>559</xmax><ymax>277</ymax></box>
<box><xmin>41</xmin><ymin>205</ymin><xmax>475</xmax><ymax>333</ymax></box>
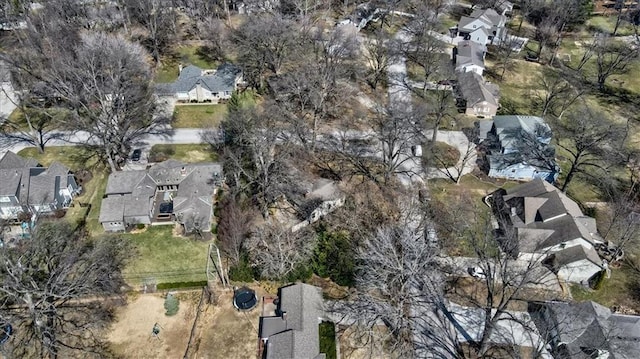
<box><xmin>120</xmin><ymin>226</ymin><xmax>212</xmax><ymax>287</ymax></box>
<box><xmin>571</xmin><ymin>262</ymin><xmax>640</xmax><ymax>313</ymax></box>
<box><xmin>155</xmin><ymin>45</ymin><xmax>219</xmax><ymax>83</ymax></box>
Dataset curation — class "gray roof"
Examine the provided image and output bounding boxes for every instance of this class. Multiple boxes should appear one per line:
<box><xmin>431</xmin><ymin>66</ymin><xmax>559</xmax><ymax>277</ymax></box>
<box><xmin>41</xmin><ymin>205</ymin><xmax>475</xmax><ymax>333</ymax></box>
<box><xmin>260</xmin><ymin>283</ymin><xmax>326</xmax><ymax>359</ymax></box>
<box><xmin>549</xmin><ymin>245</ymin><xmax>603</xmax><ymax>270</ymax></box>
<box><xmin>469</xmin><ymin>8</ymin><xmax>503</xmax><ymax>27</ymax></box>
<box><xmin>157</xmin><ymin>63</ymin><xmax>241</xmax><ymax>95</ymax></box>
<box><xmin>495</xmin><ymin>179</ymin><xmax>601</xmax><ymax>254</ymax></box>
<box><xmin>530</xmin><ymin>301</ymin><xmax>640</xmax><ymax>359</ymax></box>
<box><xmin>0</xmin><ymin>169</ymin><xmax>22</xmax><ymax>196</ymax></box>
<box><xmin>98</xmin><ymin>195</ymin><xmax>125</xmax><ymax>223</ymax></box>
<box><xmin>457</xmin><ymin>71</ymin><xmax>499</xmax><ymax>107</ymax></box>
<box><xmin>455</xmin><ymin>40</ymin><xmax>485</xmax><ymax>70</ymax></box>
<box><xmin>0</xmin><ymin>151</ymin><xmax>39</xmax><ymax>170</ymax></box>
<box><xmin>101</xmin><ymin>160</ymin><xmax>222</xmax><ymax>231</ymax></box>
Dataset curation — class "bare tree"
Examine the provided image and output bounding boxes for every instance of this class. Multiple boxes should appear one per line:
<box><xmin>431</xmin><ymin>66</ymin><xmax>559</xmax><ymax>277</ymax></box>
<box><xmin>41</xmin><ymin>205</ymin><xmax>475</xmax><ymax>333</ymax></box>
<box><xmin>216</xmin><ymin>196</ymin><xmax>256</xmax><ymax>266</ymax></box>
<box><xmin>401</xmin><ymin>8</ymin><xmax>447</xmax><ymax>86</ymax></box>
<box><xmin>125</xmin><ymin>0</ymin><xmax>178</xmax><ymax>64</ymax></box>
<box><xmin>363</xmin><ymin>28</ymin><xmax>393</xmax><ymax>89</ymax></box>
<box><xmin>593</xmin><ymin>35</ymin><xmax>639</xmax><ymax>91</ymax></box>
<box><xmin>0</xmin><ymin>89</ymin><xmax>66</xmax><ymax>152</ymax></box>
<box><xmin>534</xmin><ymin>69</ymin><xmax>585</xmax><ymax>118</ymax></box>
<box><xmin>245</xmin><ymin>222</ymin><xmax>316</xmax><ymax>280</ymax></box>
<box><xmin>233</xmin><ymin>14</ymin><xmax>300</xmax><ymax>90</ymax></box>
<box><xmin>48</xmin><ymin>32</ymin><xmax>171</xmax><ymax>172</ymax></box>
<box><xmin>494</xmin><ymin>37</ymin><xmax>519</xmax><ymax>80</ymax></box>
<box><xmin>429</xmin><ymin>139</ymin><xmax>475</xmax><ymax>184</ymax></box>
<box><xmin>331</xmin><ymin>195</ymin><xmax>447</xmax><ymax>358</ymax></box>
<box><xmin>0</xmin><ymin>221</ymin><xmax>130</xmax><ymax>359</ymax></box>
<box><xmin>554</xmin><ymin>105</ymin><xmax>627</xmax><ymax>192</ymax></box>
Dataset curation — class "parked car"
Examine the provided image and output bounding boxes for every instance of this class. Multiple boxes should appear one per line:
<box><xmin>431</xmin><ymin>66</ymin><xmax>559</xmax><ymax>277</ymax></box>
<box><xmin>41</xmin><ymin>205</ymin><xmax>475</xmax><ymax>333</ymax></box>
<box><xmin>467</xmin><ymin>266</ymin><xmax>486</xmax><ymax>279</ymax></box>
<box><xmin>131</xmin><ymin>149</ymin><xmax>142</xmax><ymax>162</ymax></box>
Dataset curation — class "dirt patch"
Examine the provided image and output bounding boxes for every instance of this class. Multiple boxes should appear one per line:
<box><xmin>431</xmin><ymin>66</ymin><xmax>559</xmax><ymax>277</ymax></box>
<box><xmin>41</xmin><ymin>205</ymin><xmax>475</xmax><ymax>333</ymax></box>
<box><xmin>192</xmin><ymin>286</ymin><xmax>266</xmax><ymax>359</ymax></box>
<box><xmin>108</xmin><ymin>292</ymin><xmax>198</xmax><ymax>359</ymax></box>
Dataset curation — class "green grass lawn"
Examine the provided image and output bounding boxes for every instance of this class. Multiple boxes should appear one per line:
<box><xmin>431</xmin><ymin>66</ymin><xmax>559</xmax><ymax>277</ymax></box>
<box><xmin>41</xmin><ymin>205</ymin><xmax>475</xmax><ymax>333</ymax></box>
<box><xmin>18</xmin><ymin>146</ymin><xmax>98</xmax><ymax>169</ymax></box>
<box><xmin>319</xmin><ymin>322</ymin><xmax>337</xmax><ymax>359</ymax></box>
<box><xmin>120</xmin><ymin>226</ymin><xmax>212</xmax><ymax>286</ymax></box>
<box><xmin>571</xmin><ymin>262</ymin><xmax>640</xmax><ymax>311</ymax></box>
<box><xmin>149</xmin><ymin>144</ymin><xmax>219</xmax><ymax>163</ymax></box>
<box><xmin>587</xmin><ymin>16</ymin><xmax>636</xmax><ymax>36</ymax></box>
<box><xmin>155</xmin><ymin>45</ymin><xmax>219</xmax><ymax>83</ymax></box>
<box><xmin>173</xmin><ymin>104</ymin><xmax>227</xmax><ymax>128</ymax></box>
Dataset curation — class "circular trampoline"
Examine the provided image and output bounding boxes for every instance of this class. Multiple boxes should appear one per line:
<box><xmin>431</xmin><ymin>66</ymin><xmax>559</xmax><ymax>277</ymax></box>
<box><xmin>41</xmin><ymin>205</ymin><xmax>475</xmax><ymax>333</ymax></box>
<box><xmin>233</xmin><ymin>287</ymin><xmax>258</xmax><ymax>311</ymax></box>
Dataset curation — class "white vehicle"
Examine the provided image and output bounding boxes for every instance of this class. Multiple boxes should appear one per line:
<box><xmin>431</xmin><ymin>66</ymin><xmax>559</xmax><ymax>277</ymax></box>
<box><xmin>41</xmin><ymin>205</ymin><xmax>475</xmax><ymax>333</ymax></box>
<box><xmin>467</xmin><ymin>266</ymin><xmax>486</xmax><ymax>279</ymax></box>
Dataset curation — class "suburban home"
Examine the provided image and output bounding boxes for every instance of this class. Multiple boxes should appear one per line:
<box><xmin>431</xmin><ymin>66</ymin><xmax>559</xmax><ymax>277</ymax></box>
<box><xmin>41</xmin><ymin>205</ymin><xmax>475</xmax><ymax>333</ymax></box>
<box><xmin>455</xmin><ymin>71</ymin><xmax>500</xmax><ymax>118</ymax></box>
<box><xmin>99</xmin><ymin>160</ymin><xmax>223</xmax><ymax>234</ymax></box>
<box><xmin>490</xmin><ymin>179</ymin><xmax>605</xmax><ymax>283</ymax></box>
<box><xmin>454</xmin><ymin>40</ymin><xmax>486</xmax><ymax>76</ymax></box>
<box><xmin>529</xmin><ymin>300</ymin><xmax>640</xmax><ymax>358</ymax></box>
<box><xmin>259</xmin><ymin>283</ymin><xmax>327</xmax><ymax>359</ymax></box>
<box><xmin>495</xmin><ymin>0</ymin><xmax>514</xmax><ymax>15</ymax></box>
<box><xmin>291</xmin><ymin>179</ymin><xmax>345</xmax><ymax>232</ymax></box>
<box><xmin>457</xmin><ymin>8</ymin><xmax>508</xmax><ymax>46</ymax></box>
<box><xmin>0</xmin><ymin>151</ymin><xmax>80</xmax><ymax>220</ymax></box>
<box><xmin>156</xmin><ymin>63</ymin><xmax>243</xmax><ymax>103</ymax></box>
<box><xmin>484</xmin><ymin>115</ymin><xmax>559</xmax><ymax>182</ymax></box>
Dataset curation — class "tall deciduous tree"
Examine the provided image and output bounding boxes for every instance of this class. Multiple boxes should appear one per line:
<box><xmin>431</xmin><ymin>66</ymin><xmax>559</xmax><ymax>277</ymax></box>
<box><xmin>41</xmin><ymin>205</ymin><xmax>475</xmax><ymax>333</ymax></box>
<box><xmin>554</xmin><ymin>105</ymin><xmax>627</xmax><ymax>192</ymax></box>
<box><xmin>125</xmin><ymin>0</ymin><xmax>177</xmax><ymax>64</ymax></box>
<box><xmin>594</xmin><ymin>36</ymin><xmax>639</xmax><ymax>91</ymax></box>
<box><xmin>50</xmin><ymin>32</ymin><xmax>171</xmax><ymax>172</ymax></box>
<box><xmin>0</xmin><ymin>221</ymin><xmax>131</xmax><ymax>359</ymax></box>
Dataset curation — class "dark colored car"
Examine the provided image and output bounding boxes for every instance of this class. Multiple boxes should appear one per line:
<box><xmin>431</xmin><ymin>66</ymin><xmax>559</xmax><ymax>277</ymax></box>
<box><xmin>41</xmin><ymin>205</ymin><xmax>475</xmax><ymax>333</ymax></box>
<box><xmin>131</xmin><ymin>149</ymin><xmax>142</xmax><ymax>162</ymax></box>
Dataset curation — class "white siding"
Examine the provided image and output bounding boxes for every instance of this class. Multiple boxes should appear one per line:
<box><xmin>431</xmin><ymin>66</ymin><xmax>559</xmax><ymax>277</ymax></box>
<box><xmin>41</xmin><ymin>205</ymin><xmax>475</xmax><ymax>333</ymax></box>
<box><xmin>557</xmin><ymin>259</ymin><xmax>601</xmax><ymax>283</ymax></box>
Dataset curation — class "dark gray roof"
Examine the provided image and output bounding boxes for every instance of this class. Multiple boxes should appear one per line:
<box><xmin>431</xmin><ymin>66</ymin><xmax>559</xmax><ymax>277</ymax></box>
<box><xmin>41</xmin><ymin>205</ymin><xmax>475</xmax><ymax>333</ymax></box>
<box><xmin>260</xmin><ymin>283</ymin><xmax>325</xmax><ymax>359</ymax></box>
<box><xmin>469</xmin><ymin>8</ymin><xmax>503</xmax><ymax>27</ymax></box>
<box><xmin>456</xmin><ymin>40</ymin><xmax>485</xmax><ymax>69</ymax></box>
<box><xmin>496</xmin><ymin>179</ymin><xmax>600</xmax><ymax>253</ymax></box>
<box><xmin>530</xmin><ymin>301</ymin><xmax>640</xmax><ymax>359</ymax></box>
<box><xmin>0</xmin><ymin>169</ymin><xmax>22</xmax><ymax>196</ymax></box>
<box><xmin>456</xmin><ymin>71</ymin><xmax>499</xmax><ymax>106</ymax></box>
<box><xmin>157</xmin><ymin>63</ymin><xmax>241</xmax><ymax>95</ymax></box>
<box><xmin>101</xmin><ymin>160</ymin><xmax>222</xmax><ymax>230</ymax></box>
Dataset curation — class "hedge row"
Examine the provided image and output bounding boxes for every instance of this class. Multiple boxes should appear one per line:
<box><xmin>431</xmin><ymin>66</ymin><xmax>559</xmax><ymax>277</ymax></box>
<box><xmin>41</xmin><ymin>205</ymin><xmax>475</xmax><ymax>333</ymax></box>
<box><xmin>156</xmin><ymin>280</ymin><xmax>208</xmax><ymax>290</ymax></box>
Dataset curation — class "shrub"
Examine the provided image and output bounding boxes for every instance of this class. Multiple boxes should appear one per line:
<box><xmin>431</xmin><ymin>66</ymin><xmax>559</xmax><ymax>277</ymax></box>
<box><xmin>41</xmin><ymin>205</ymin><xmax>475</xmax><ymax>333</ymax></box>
<box><xmin>149</xmin><ymin>145</ymin><xmax>176</xmax><ymax>162</ymax></box>
<box><xmin>590</xmin><ymin>270</ymin><xmax>607</xmax><ymax>290</ymax></box>
<box><xmin>229</xmin><ymin>256</ymin><xmax>256</xmax><ymax>282</ymax></box>
<box><xmin>164</xmin><ymin>293</ymin><xmax>180</xmax><ymax>316</ymax></box>
<box><xmin>319</xmin><ymin>322</ymin><xmax>337</xmax><ymax>359</ymax></box>
<box><xmin>312</xmin><ymin>226</ymin><xmax>356</xmax><ymax>287</ymax></box>
<box><xmin>157</xmin><ymin>281</ymin><xmax>208</xmax><ymax>290</ymax></box>
<box><xmin>135</xmin><ymin>223</ymin><xmax>146</xmax><ymax>230</ymax></box>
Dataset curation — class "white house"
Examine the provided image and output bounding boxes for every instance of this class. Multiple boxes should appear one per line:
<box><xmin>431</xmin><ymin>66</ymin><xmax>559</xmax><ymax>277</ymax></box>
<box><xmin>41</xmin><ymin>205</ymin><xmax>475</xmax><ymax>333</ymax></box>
<box><xmin>457</xmin><ymin>8</ymin><xmax>508</xmax><ymax>46</ymax></box>
<box><xmin>156</xmin><ymin>63</ymin><xmax>243</xmax><ymax>103</ymax></box>
<box><xmin>454</xmin><ymin>40</ymin><xmax>486</xmax><ymax>76</ymax></box>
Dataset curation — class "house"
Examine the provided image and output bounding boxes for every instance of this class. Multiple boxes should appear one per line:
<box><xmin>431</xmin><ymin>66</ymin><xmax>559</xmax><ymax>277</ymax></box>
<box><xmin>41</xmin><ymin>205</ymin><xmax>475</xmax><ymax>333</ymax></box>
<box><xmin>259</xmin><ymin>283</ymin><xmax>327</xmax><ymax>359</ymax></box>
<box><xmin>456</xmin><ymin>71</ymin><xmax>500</xmax><ymax>118</ymax></box>
<box><xmin>490</xmin><ymin>179</ymin><xmax>605</xmax><ymax>283</ymax></box>
<box><xmin>156</xmin><ymin>63</ymin><xmax>243</xmax><ymax>103</ymax></box>
<box><xmin>291</xmin><ymin>179</ymin><xmax>345</xmax><ymax>232</ymax></box>
<box><xmin>99</xmin><ymin>160</ymin><xmax>223</xmax><ymax>233</ymax></box>
<box><xmin>484</xmin><ymin>115</ymin><xmax>559</xmax><ymax>182</ymax></box>
<box><xmin>495</xmin><ymin>0</ymin><xmax>514</xmax><ymax>15</ymax></box>
<box><xmin>529</xmin><ymin>300</ymin><xmax>640</xmax><ymax>359</ymax></box>
<box><xmin>454</xmin><ymin>40</ymin><xmax>486</xmax><ymax>76</ymax></box>
<box><xmin>0</xmin><ymin>151</ymin><xmax>80</xmax><ymax>220</ymax></box>
<box><xmin>457</xmin><ymin>8</ymin><xmax>508</xmax><ymax>46</ymax></box>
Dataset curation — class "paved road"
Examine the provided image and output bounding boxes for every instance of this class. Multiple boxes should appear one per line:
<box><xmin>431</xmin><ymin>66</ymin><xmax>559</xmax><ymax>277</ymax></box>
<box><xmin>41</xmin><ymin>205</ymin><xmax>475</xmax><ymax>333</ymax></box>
<box><xmin>0</xmin><ymin>82</ymin><xmax>17</xmax><ymax>120</ymax></box>
<box><xmin>0</xmin><ymin>128</ymin><xmax>206</xmax><ymax>158</ymax></box>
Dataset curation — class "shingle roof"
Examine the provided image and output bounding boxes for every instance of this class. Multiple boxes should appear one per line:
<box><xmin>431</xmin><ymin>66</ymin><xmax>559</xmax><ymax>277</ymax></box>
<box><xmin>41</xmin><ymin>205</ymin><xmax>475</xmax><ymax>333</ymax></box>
<box><xmin>456</xmin><ymin>40</ymin><xmax>485</xmax><ymax>70</ymax></box>
<box><xmin>0</xmin><ymin>169</ymin><xmax>22</xmax><ymax>196</ymax></box>
<box><xmin>469</xmin><ymin>8</ymin><xmax>503</xmax><ymax>27</ymax></box>
<box><xmin>550</xmin><ymin>245</ymin><xmax>603</xmax><ymax>269</ymax></box>
<box><xmin>456</xmin><ymin>71</ymin><xmax>499</xmax><ymax>107</ymax></box>
<box><xmin>0</xmin><ymin>151</ymin><xmax>39</xmax><ymax>169</ymax></box>
<box><xmin>531</xmin><ymin>301</ymin><xmax>640</xmax><ymax>359</ymax></box>
<box><xmin>99</xmin><ymin>195</ymin><xmax>125</xmax><ymax>223</ymax></box>
<box><xmin>105</xmin><ymin>171</ymin><xmax>148</xmax><ymax>195</ymax></box>
<box><xmin>260</xmin><ymin>283</ymin><xmax>325</xmax><ymax>359</ymax></box>
<box><xmin>157</xmin><ymin>63</ymin><xmax>241</xmax><ymax>95</ymax></box>
<box><xmin>496</xmin><ymin>179</ymin><xmax>601</xmax><ymax>254</ymax></box>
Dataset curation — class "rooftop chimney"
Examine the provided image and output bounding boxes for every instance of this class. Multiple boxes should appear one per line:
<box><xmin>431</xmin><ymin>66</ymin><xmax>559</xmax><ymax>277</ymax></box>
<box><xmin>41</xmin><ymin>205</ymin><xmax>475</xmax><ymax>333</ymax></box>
<box><xmin>178</xmin><ymin>64</ymin><xmax>183</xmax><ymax>74</ymax></box>
<box><xmin>180</xmin><ymin>166</ymin><xmax>187</xmax><ymax>176</ymax></box>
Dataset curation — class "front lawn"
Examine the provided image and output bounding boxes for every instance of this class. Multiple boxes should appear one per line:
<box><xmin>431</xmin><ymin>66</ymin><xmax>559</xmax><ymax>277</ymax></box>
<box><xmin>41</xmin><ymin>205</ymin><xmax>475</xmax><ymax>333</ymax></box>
<box><xmin>18</xmin><ymin>146</ymin><xmax>98</xmax><ymax>170</ymax></box>
<box><xmin>120</xmin><ymin>226</ymin><xmax>212</xmax><ymax>286</ymax></box>
<box><xmin>149</xmin><ymin>144</ymin><xmax>219</xmax><ymax>163</ymax></box>
<box><xmin>173</xmin><ymin>104</ymin><xmax>227</xmax><ymax>128</ymax></box>
<box><xmin>422</xmin><ymin>141</ymin><xmax>460</xmax><ymax>168</ymax></box>
<box><xmin>319</xmin><ymin>322</ymin><xmax>337</xmax><ymax>359</ymax></box>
